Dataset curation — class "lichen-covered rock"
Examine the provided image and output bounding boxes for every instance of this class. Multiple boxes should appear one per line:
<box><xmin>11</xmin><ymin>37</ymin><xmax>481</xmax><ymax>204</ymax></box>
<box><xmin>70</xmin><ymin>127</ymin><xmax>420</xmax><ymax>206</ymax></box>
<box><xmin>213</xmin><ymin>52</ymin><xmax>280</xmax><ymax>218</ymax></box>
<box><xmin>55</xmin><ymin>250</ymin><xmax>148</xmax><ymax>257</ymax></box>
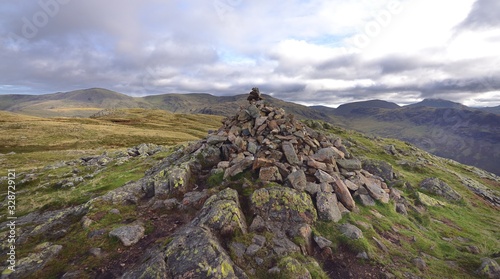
<box><xmin>251</xmin><ymin>187</ymin><xmax>317</xmax><ymax>225</ymax></box>
<box><xmin>109</xmin><ymin>223</ymin><xmax>145</xmax><ymax>247</ymax></box>
<box><xmin>165</xmin><ymin>226</ymin><xmax>248</xmax><ymax>279</ymax></box>
<box><xmin>3</xmin><ymin>242</ymin><xmax>62</xmax><ymax>278</ymax></box>
<box><xmin>276</xmin><ymin>257</ymin><xmax>312</xmax><ymax>279</ymax></box>
<box><xmin>419</xmin><ymin>177</ymin><xmax>462</xmax><ymax>201</ymax></box>
<box><xmin>0</xmin><ymin>204</ymin><xmax>89</xmax><ymax>245</ymax></box>
<box><xmin>121</xmin><ymin>247</ymin><xmax>168</xmax><ymax>279</ymax></box>
<box><xmin>476</xmin><ymin>258</ymin><xmax>500</xmax><ymax>279</ymax></box>
<box><xmin>192</xmin><ymin>188</ymin><xmax>247</xmax><ymax>236</ymax></box>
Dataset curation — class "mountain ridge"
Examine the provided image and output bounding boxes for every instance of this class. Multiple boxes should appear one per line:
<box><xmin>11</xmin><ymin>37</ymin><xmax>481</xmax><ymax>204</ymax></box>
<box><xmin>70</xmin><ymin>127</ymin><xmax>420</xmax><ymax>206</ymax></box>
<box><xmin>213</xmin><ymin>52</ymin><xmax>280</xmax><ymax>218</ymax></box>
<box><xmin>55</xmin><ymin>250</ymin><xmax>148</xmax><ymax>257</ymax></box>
<box><xmin>1</xmin><ymin>88</ymin><xmax>499</xmax><ymax>175</ymax></box>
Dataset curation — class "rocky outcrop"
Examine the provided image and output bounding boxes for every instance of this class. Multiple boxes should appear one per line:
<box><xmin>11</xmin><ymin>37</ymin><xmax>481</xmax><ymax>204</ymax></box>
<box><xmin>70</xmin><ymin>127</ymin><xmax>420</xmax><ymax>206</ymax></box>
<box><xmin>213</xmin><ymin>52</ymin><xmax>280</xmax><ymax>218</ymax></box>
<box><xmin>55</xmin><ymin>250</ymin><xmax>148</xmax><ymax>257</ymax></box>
<box><xmin>419</xmin><ymin>177</ymin><xmax>462</xmax><ymax>201</ymax></box>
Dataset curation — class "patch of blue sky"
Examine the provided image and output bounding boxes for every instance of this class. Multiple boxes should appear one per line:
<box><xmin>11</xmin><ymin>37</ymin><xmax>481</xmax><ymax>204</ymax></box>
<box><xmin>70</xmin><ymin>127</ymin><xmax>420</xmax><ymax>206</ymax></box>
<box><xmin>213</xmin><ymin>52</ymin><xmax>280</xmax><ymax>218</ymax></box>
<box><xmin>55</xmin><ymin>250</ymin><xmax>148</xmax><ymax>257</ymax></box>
<box><xmin>218</xmin><ymin>49</ymin><xmax>256</xmax><ymax>66</ymax></box>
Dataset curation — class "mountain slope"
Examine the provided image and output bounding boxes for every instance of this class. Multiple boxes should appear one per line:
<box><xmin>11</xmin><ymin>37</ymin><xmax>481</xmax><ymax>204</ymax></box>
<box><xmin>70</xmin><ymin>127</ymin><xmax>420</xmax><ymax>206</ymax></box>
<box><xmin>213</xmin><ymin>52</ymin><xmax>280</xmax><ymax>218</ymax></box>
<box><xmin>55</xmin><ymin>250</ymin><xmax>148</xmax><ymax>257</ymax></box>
<box><xmin>330</xmin><ymin>105</ymin><xmax>500</xmax><ymax>175</ymax></box>
<box><xmin>406</xmin><ymin>98</ymin><xmax>467</xmax><ymax>109</ymax></box>
<box><xmin>335</xmin><ymin>100</ymin><xmax>400</xmax><ymax>116</ymax></box>
<box><xmin>0</xmin><ymin>88</ymin><xmax>152</xmax><ymax>117</ymax></box>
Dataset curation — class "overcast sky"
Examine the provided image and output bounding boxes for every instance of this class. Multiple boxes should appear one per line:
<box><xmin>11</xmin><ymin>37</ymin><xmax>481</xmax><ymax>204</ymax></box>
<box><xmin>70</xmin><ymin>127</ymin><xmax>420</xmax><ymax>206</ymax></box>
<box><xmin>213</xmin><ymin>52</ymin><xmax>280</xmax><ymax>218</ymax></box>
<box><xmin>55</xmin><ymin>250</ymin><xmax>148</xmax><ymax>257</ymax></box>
<box><xmin>1</xmin><ymin>0</ymin><xmax>499</xmax><ymax>107</ymax></box>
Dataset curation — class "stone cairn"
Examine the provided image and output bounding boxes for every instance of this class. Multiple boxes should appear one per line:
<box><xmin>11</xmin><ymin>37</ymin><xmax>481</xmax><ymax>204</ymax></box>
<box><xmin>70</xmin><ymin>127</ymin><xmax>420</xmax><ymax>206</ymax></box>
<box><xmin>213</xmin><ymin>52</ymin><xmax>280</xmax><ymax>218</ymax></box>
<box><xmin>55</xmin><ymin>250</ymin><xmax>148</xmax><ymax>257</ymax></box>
<box><xmin>206</xmin><ymin>96</ymin><xmax>393</xmax><ymax>222</ymax></box>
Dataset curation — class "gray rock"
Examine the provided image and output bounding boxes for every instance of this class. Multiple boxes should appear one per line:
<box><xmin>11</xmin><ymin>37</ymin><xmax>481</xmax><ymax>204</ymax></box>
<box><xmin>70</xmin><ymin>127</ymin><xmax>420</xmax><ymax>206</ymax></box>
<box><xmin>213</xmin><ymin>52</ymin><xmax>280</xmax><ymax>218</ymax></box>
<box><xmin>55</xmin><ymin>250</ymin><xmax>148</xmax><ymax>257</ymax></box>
<box><xmin>476</xmin><ymin>258</ymin><xmax>500</xmax><ymax>279</ymax></box>
<box><xmin>224</xmin><ymin>156</ymin><xmax>254</xmax><ymax>179</ymax></box>
<box><xmin>207</xmin><ymin>135</ymin><xmax>228</xmax><ymax>145</ymax></box>
<box><xmin>420</xmin><ymin>177</ymin><xmax>462</xmax><ymax>201</ymax></box>
<box><xmin>253</xmin><ymin>235</ymin><xmax>267</xmax><ymax>246</ymax></box>
<box><xmin>316</xmin><ymin>192</ymin><xmax>342</xmax><ymax>222</ymax></box>
<box><xmin>249</xmin><ymin>215</ymin><xmax>266</xmax><ymax>232</ymax></box>
<box><xmin>248</xmin><ymin>104</ymin><xmax>261</xmax><ymax>118</ymax></box>
<box><xmin>311</xmin><ymin>147</ymin><xmax>344</xmax><ymax>162</ymax></box>
<box><xmin>109</xmin><ymin>223</ymin><xmax>145</xmax><ymax>246</ymax></box>
<box><xmin>332</xmin><ymin>176</ymin><xmax>356</xmax><ymax>211</ymax></box>
<box><xmin>460</xmin><ymin>176</ymin><xmax>500</xmax><ymax>207</ymax></box>
<box><xmin>357</xmin><ymin>252</ymin><xmax>369</xmax><ymax>259</ymax></box>
<box><xmin>197</xmin><ymin>145</ymin><xmax>222</xmax><ymax>168</ymax></box>
<box><xmin>395</xmin><ymin>203</ymin><xmax>408</xmax><ymax>215</ymax></box>
<box><xmin>259</xmin><ymin>166</ymin><xmax>283</xmax><ymax>182</ymax></box>
<box><xmin>287</xmin><ymin>170</ymin><xmax>307</xmax><ymax>191</ymax></box>
<box><xmin>365</xmin><ymin>180</ymin><xmax>390</xmax><ymax>203</ymax></box>
<box><xmin>363</xmin><ymin>159</ymin><xmax>395</xmax><ymax>182</ymax></box>
<box><xmin>315</xmin><ymin>169</ymin><xmax>335</xmax><ymax>183</ymax></box>
<box><xmin>245</xmin><ymin>244</ymin><xmax>262</xmax><ymax>256</ymax></box>
<box><xmin>230</xmin><ymin>242</ymin><xmax>247</xmax><ymax>259</ymax></box>
<box><xmin>109</xmin><ymin>208</ymin><xmax>120</xmax><ymax>215</ymax></box>
<box><xmin>247</xmin><ymin>141</ymin><xmax>258</xmax><ymax>154</ymax></box>
<box><xmin>339</xmin><ymin>223</ymin><xmax>363</xmax><ymax>239</ymax></box>
<box><xmin>305</xmin><ymin>182</ymin><xmax>321</xmax><ymax>195</ymax></box>
<box><xmin>344</xmin><ymin>179</ymin><xmax>359</xmax><ymax>191</ymax></box>
<box><xmin>337</xmin><ymin>159</ymin><xmax>362</xmax><ymax>171</ymax></box>
<box><xmin>163</xmin><ymin>198</ymin><xmax>179</xmax><ymax>210</ymax></box>
<box><xmin>314</xmin><ymin>235</ymin><xmax>332</xmax><ymax>249</ymax></box>
<box><xmin>181</xmin><ymin>190</ymin><xmax>210</xmax><ymax>210</ymax></box>
<box><xmin>89</xmin><ymin>247</ymin><xmax>102</xmax><ymax>257</ymax></box>
<box><xmin>412</xmin><ymin>257</ymin><xmax>427</xmax><ymax>271</ymax></box>
<box><xmin>61</xmin><ymin>271</ymin><xmax>83</xmax><ymax>279</ymax></box>
<box><xmin>282</xmin><ymin>141</ymin><xmax>301</xmax><ymax>165</ymax></box>
<box><xmin>273</xmin><ymin>236</ymin><xmax>301</xmax><ymax>256</ymax></box>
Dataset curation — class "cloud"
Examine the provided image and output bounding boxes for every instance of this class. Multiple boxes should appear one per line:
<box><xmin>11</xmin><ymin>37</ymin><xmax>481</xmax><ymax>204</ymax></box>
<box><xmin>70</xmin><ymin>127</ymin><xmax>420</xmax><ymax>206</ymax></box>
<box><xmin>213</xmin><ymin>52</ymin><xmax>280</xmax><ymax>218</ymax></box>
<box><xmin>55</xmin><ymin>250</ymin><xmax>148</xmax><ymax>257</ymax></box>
<box><xmin>0</xmin><ymin>0</ymin><xmax>499</xmax><ymax>107</ymax></box>
<box><xmin>457</xmin><ymin>0</ymin><xmax>500</xmax><ymax>30</ymax></box>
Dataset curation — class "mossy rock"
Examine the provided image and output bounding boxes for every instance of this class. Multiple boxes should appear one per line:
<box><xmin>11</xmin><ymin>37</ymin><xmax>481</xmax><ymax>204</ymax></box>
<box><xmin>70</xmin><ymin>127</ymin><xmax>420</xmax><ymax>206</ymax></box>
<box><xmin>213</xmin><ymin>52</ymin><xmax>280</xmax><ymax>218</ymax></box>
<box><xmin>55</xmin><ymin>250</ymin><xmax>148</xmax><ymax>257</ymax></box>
<box><xmin>251</xmin><ymin>187</ymin><xmax>317</xmax><ymax>224</ymax></box>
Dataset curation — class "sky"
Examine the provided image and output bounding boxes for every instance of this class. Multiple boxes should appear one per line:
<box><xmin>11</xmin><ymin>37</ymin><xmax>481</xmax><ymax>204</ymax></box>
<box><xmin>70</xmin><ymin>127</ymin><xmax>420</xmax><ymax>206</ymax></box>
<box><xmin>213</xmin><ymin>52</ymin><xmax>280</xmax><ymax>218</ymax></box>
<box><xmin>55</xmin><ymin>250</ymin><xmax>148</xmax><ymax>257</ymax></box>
<box><xmin>1</xmin><ymin>0</ymin><xmax>500</xmax><ymax>107</ymax></box>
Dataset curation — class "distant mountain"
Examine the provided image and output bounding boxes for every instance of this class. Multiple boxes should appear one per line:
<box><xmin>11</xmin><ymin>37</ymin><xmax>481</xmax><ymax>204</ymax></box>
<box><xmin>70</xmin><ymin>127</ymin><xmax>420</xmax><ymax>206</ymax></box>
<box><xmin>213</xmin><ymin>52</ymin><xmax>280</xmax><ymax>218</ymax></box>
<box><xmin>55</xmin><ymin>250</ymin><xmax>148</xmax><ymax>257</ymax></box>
<box><xmin>328</xmin><ymin>104</ymin><xmax>500</xmax><ymax>175</ymax></box>
<box><xmin>0</xmin><ymin>88</ymin><xmax>151</xmax><ymax>117</ymax></box>
<box><xmin>0</xmin><ymin>88</ymin><xmax>498</xmax><ymax>175</ymax></box>
<box><xmin>334</xmin><ymin>100</ymin><xmax>400</xmax><ymax>116</ymax></box>
<box><xmin>144</xmin><ymin>93</ymin><xmax>332</xmax><ymax>121</ymax></box>
<box><xmin>406</xmin><ymin>98</ymin><xmax>467</xmax><ymax>109</ymax></box>
<box><xmin>477</xmin><ymin>105</ymin><xmax>500</xmax><ymax>115</ymax></box>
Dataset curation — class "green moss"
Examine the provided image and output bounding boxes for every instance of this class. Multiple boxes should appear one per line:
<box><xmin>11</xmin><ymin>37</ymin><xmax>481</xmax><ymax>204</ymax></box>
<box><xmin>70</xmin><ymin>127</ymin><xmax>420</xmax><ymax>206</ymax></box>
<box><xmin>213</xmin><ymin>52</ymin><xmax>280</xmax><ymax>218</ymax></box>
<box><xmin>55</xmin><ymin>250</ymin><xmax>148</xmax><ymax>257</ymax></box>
<box><xmin>208</xmin><ymin>171</ymin><xmax>224</xmax><ymax>188</ymax></box>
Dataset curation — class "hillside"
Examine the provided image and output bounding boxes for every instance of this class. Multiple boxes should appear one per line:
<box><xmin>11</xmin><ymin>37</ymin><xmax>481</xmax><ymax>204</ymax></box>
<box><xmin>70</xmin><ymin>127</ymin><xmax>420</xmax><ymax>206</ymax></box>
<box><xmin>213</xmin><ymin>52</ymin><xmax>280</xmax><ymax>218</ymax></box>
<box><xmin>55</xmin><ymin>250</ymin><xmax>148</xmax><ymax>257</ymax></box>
<box><xmin>0</xmin><ymin>88</ymin><xmax>151</xmax><ymax>117</ymax></box>
<box><xmin>0</xmin><ymin>102</ymin><xmax>498</xmax><ymax>278</ymax></box>
<box><xmin>0</xmin><ymin>88</ymin><xmax>499</xmax><ymax>175</ymax></box>
<box><xmin>331</xmin><ymin>105</ymin><xmax>500</xmax><ymax>175</ymax></box>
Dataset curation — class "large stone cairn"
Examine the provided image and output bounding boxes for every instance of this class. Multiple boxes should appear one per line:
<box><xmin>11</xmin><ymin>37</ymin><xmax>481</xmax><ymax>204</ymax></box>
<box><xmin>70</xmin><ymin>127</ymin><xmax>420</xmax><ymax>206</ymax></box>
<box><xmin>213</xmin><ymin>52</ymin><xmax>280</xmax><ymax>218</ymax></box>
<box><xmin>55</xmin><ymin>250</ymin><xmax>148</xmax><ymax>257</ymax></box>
<box><xmin>206</xmin><ymin>100</ymin><xmax>392</xmax><ymax>221</ymax></box>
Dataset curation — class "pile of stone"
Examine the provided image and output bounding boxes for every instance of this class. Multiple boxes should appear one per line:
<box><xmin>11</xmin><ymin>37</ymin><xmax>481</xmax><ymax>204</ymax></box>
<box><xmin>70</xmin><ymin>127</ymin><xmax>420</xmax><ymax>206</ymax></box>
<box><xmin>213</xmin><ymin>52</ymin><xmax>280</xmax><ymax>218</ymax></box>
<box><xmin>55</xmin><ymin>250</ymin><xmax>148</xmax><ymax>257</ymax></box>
<box><xmin>205</xmin><ymin>101</ymin><xmax>395</xmax><ymax>221</ymax></box>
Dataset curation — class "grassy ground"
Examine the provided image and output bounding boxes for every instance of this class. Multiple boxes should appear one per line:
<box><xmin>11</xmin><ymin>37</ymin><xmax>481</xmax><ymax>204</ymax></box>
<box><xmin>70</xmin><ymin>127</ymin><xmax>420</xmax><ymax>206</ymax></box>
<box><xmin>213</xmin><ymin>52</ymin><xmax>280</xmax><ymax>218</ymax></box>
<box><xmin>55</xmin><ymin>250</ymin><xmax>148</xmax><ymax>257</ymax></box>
<box><xmin>0</xmin><ymin>109</ymin><xmax>222</xmax><ymax>171</ymax></box>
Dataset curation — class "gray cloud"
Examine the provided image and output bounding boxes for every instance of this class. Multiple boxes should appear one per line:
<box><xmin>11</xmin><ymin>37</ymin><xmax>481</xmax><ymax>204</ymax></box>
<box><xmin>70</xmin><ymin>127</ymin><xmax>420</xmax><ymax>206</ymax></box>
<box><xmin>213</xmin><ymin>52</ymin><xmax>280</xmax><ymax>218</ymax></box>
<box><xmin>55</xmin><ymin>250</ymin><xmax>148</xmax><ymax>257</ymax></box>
<box><xmin>457</xmin><ymin>0</ymin><xmax>500</xmax><ymax>30</ymax></box>
<box><xmin>0</xmin><ymin>0</ymin><xmax>499</xmax><ymax>108</ymax></box>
